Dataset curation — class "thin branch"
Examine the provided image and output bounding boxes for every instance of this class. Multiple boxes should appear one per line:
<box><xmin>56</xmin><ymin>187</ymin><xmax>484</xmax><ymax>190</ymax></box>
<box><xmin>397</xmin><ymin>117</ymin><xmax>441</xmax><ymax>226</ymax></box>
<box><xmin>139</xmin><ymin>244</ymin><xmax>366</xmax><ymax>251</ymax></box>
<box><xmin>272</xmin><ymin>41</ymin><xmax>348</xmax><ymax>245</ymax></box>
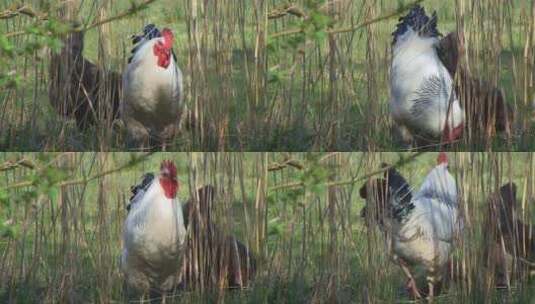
<box><xmin>3</xmin><ymin>0</ymin><xmax>157</xmax><ymax>38</ymax></box>
<box><xmin>269</xmin><ymin>0</ymin><xmax>424</xmax><ymax>39</ymax></box>
<box><xmin>269</xmin><ymin>28</ymin><xmax>303</xmax><ymax>40</ymax></box>
<box><xmin>268</xmin><ymin>4</ymin><xmax>307</xmax><ymax>20</ymax></box>
<box><xmin>328</xmin><ymin>0</ymin><xmax>424</xmax><ymax>35</ymax></box>
<box><xmin>270</xmin><ymin>180</ymin><xmax>304</xmax><ymax>192</ymax></box>
<box><xmin>326</xmin><ymin>152</ymin><xmax>424</xmax><ymax>187</ymax></box>
<box><xmin>0</xmin><ymin>4</ymin><xmax>47</xmax><ymax>20</ymax></box>
<box><xmin>269</xmin><ymin>153</ymin><xmax>338</xmax><ymax>173</ymax></box>
<box><xmin>4</xmin><ymin>30</ymin><xmax>25</xmax><ymax>38</ymax></box>
<box><xmin>1</xmin><ymin>153</ymin><xmax>154</xmax><ymax>191</ymax></box>
<box><xmin>269</xmin><ymin>152</ymin><xmax>425</xmax><ymax>192</ymax></box>
<box><xmin>83</xmin><ymin>0</ymin><xmax>157</xmax><ymax>31</ymax></box>
<box><xmin>58</xmin><ymin>152</ymin><xmax>155</xmax><ymax>187</ymax></box>
<box><xmin>0</xmin><ymin>158</ymin><xmax>36</xmax><ymax>172</ymax></box>
<box><xmin>268</xmin><ymin>159</ymin><xmax>304</xmax><ymax>172</ymax></box>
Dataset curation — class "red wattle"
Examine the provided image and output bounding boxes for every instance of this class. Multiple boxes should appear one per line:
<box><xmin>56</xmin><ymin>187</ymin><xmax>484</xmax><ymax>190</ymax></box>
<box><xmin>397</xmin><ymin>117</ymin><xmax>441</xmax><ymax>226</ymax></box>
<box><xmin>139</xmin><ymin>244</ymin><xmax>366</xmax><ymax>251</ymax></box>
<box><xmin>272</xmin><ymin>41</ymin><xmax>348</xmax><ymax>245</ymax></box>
<box><xmin>160</xmin><ymin>178</ymin><xmax>178</xmax><ymax>199</ymax></box>
<box><xmin>153</xmin><ymin>43</ymin><xmax>171</xmax><ymax>68</ymax></box>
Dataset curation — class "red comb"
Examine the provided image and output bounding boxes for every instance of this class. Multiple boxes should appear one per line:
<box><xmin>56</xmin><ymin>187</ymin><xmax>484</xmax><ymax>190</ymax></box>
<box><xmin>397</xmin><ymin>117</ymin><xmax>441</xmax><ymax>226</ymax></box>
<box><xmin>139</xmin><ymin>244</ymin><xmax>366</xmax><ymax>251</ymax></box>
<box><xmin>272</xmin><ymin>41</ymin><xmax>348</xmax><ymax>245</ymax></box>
<box><xmin>437</xmin><ymin>152</ymin><xmax>448</xmax><ymax>165</ymax></box>
<box><xmin>160</xmin><ymin>160</ymin><xmax>177</xmax><ymax>178</ymax></box>
<box><xmin>160</xmin><ymin>28</ymin><xmax>174</xmax><ymax>49</ymax></box>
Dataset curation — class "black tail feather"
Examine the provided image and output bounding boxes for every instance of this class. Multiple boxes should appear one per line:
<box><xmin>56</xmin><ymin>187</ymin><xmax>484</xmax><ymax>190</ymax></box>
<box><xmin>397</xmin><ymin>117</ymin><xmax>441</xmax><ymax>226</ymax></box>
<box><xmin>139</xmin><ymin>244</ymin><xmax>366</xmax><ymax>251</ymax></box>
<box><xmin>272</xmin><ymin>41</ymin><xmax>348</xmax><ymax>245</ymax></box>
<box><xmin>127</xmin><ymin>173</ymin><xmax>155</xmax><ymax>212</ymax></box>
<box><xmin>392</xmin><ymin>4</ymin><xmax>441</xmax><ymax>45</ymax></box>
<box><xmin>128</xmin><ymin>24</ymin><xmax>162</xmax><ymax>63</ymax></box>
<box><xmin>383</xmin><ymin>164</ymin><xmax>412</xmax><ymax>205</ymax></box>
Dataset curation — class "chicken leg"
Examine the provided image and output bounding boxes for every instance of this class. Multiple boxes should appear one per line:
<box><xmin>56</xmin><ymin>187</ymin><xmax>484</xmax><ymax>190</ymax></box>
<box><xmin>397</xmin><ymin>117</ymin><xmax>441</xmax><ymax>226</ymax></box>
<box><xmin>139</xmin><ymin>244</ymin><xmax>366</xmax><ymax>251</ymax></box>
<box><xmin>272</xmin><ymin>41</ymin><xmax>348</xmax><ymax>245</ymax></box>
<box><xmin>426</xmin><ymin>266</ymin><xmax>438</xmax><ymax>302</ymax></box>
<box><xmin>427</xmin><ymin>276</ymin><xmax>434</xmax><ymax>302</ymax></box>
<box><xmin>398</xmin><ymin>258</ymin><xmax>422</xmax><ymax>299</ymax></box>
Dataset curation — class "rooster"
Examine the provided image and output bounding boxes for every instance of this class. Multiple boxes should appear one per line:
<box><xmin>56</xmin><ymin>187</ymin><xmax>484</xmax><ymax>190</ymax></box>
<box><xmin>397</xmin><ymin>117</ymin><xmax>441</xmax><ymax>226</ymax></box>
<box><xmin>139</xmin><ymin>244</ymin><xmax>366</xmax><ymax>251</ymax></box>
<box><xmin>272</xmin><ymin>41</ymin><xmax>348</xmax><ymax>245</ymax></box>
<box><xmin>121</xmin><ymin>160</ymin><xmax>187</xmax><ymax>301</ymax></box>
<box><xmin>390</xmin><ymin>5</ymin><xmax>465</xmax><ymax>147</ymax></box>
<box><xmin>359</xmin><ymin>153</ymin><xmax>461</xmax><ymax>299</ymax></box>
<box><xmin>121</xmin><ymin>24</ymin><xmax>186</xmax><ymax>148</ymax></box>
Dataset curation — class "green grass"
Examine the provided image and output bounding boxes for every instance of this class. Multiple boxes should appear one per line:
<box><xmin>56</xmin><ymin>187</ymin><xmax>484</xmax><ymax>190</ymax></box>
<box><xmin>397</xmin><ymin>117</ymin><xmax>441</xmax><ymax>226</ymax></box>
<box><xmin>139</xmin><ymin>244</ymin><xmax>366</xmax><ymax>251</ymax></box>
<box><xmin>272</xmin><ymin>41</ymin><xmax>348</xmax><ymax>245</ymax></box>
<box><xmin>2</xmin><ymin>152</ymin><xmax>535</xmax><ymax>303</ymax></box>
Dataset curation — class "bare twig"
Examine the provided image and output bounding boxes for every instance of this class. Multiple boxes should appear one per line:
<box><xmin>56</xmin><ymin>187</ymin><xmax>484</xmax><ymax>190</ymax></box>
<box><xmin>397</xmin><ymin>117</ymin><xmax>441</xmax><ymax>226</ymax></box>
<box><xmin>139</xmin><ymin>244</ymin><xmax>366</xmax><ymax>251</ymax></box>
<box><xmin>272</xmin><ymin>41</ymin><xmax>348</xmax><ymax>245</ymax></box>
<box><xmin>268</xmin><ymin>4</ymin><xmax>307</xmax><ymax>19</ymax></box>
<box><xmin>269</xmin><ymin>152</ymin><xmax>425</xmax><ymax>191</ymax></box>
<box><xmin>269</xmin><ymin>0</ymin><xmax>424</xmax><ymax>39</ymax></box>
<box><xmin>3</xmin><ymin>0</ymin><xmax>157</xmax><ymax>38</ymax></box>
<box><xmin>0</xmin><ymin>158</ymin><xmax>37</xmax><ymax>172</ymax></box>
<box><xmin>58</xmin><ymin>152</ymin><xmax>155</xmax><ymax>187</ymax></box>
<box><xmin>1</xmin><ymin>153</ymin><xmax>154</xmax><ymax>191</ymax></box>
<box><xmin>83</xmin><ymin>0</ymin><xmax>157</xmax><ymax>31</ymax></box>
<box><xmin>0</xmin><ymin>3</ymin><xmax>47</xmax><ymax>20</ymax></box>
<box><xmin>268</xmin><ymin>159</ymin><xmax>304</xmax><ymax>172</ymax></box>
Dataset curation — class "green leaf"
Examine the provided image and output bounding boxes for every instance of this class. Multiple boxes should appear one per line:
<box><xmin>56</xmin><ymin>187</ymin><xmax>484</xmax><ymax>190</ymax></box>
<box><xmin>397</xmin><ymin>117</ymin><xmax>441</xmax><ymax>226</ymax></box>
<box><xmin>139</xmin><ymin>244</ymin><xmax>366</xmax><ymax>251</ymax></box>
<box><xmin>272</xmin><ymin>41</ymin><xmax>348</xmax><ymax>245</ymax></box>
<box><xmin>0</xmin><ymin>35</ymin><xmax>15</xmax><ymax>57</ymax></box>
<box><xmin>1</xmin><ymin>225</ymin><xmax>16</xmax><ymax>239</ymax></box>
<box><xmin>312</xmin><ymin>30</ymin><xmax>327</xmax><ymax>42</ymax></box>
<box><xmin>267</xmin><ymin>217</ymin><xmax>283</xmax><ymax>236</ymax></box>
<box><xmin>48</xmin><ymin>186</ymin><xmax>59</xmax><ymax>202</ymax></box>
<box><xmin>0</xmin><ymin>189</ymin><xmax>8</xmax><ymax>205</ymax></box>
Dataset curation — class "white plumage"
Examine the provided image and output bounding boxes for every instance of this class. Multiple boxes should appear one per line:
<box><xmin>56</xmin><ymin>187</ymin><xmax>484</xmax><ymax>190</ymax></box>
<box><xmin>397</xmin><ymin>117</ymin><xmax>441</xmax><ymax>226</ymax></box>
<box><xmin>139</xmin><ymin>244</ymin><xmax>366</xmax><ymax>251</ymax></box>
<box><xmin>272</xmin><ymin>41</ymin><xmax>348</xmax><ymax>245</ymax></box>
<box><xmin>121</xmin><ymin>26</ymin><xmax>185</xmax><ymax>147</ymax></box>
<box><xmin>121</xmin><ymin>162</ymin><xmax>186</xmax><ymax>297</ymax></box>
<box><xmin>390</xmin><ymin>7</ymin><xmax>464</xmax><ymax>144</ymax></box>
<box><xmin>392</xmin><ymin>161</ymin><xmax>460</xmax><ymax>271</ymax></box>
<box><xmin>360</xmin><ymin>153</ymin><xmax>461</xmax><ymax>299</ymax></box>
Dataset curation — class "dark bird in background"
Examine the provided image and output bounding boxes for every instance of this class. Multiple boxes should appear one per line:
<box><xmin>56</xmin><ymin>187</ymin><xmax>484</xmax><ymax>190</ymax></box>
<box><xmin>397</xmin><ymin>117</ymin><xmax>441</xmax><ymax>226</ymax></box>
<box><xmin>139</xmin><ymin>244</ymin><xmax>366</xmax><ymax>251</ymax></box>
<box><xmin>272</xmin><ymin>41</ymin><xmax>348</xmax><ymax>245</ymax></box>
<box><xmin>436</xmin><ymin>32</ymin><xmax>514</xmax><ymax>140</ymax></box>
<box><xmin>180</xmin><ymin>185</ymin><xmax>256</xmax><ymax>290</ymax></box>
<box><xmin>486</xmin><ymin>183</ymin><xmax>535</xmax><ymax>287</ymax></box>
<box><xmin>48</xmin><ymin>29</ymin><xmax>121</xmax><ymax>130</ymax></box>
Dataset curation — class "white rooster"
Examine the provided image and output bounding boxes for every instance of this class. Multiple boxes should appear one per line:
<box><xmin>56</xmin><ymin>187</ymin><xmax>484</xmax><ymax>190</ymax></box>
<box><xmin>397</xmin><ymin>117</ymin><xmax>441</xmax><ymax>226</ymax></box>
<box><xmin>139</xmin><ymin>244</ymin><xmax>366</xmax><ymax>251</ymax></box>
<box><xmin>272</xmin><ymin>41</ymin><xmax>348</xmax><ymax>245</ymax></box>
<box><xmin>360</xmin><ymin>153</ymin><xmax>461</xmax><ymax>299</ymax></box>
<box><xmin>121</xmin><ymin>24</ymin><xmax>185</xmax><ymax>148</ymax></box>
<box><xmin>121</xmin><ymin>160</ymin><xmax>187</xmax><ymax>301</ymax></box>
<box><xmin>390</xmin><ymin>5</ymin><xmax>464</xmax><ymax>146</ymax></box>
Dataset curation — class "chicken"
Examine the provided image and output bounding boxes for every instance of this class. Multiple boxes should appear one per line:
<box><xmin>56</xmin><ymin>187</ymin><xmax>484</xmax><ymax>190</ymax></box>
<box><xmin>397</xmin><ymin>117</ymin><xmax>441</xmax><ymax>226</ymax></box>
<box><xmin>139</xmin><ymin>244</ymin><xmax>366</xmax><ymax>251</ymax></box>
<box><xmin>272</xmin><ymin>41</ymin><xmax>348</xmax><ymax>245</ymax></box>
<box><xmin>180</xmin><ymin>185</ymin><xmax>256</xmax><ymax>290</ymax></box>
<box><xmin>359</xmin><ymin>153</ymin><xmax>461</xmax><ymax>300</ymax></box>
<box><xmin>486</xmin><ymin>183</ymin><xmax>535</xmax><ymax>287</ymax></box>
<box><xmin>390</xmin><ymin>5</ymin><xmax>465</xmax><ymax>147</ymax></box>
<box><xmin>121</xmin><ymin>24</ymin><xmax>186</xmax><ymax>149</ymax></box>
<box><xmin>437</xmin><ymin>32</ymin><xmax>514</xmax><ymax>140</ymax></box>
<box><xmin>49</xmin><ymin>29</ymin><xmax>121</xmax><ymax>130</ymax></box>
<box><xmin>121</xmin><ymin>160</ymin><xmax>187</xmax><ymax>301</ymax></box>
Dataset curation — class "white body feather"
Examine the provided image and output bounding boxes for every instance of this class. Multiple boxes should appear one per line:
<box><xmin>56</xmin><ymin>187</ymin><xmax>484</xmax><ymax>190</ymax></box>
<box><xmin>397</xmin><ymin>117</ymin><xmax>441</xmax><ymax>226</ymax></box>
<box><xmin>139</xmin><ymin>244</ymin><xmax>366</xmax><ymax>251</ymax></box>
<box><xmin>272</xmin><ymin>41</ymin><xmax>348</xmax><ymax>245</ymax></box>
<box><xmin>392</xmin><ymin>164</ymin><xmax>460</xmax><ymax>273</ymax></box>
<box><xmin>121</xmin><ymin>37</ymin><xmax>184</xmax><ymax>139</ymax></box>
<box><xmin>121</xmin><ymin>176</ymin><xmax>186</xmax><ymax>292</ymax></box>
<box><xmin>390</xmin><ymin>28</ymin><xmax>464</xmax><ymax>139</ymax></box>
